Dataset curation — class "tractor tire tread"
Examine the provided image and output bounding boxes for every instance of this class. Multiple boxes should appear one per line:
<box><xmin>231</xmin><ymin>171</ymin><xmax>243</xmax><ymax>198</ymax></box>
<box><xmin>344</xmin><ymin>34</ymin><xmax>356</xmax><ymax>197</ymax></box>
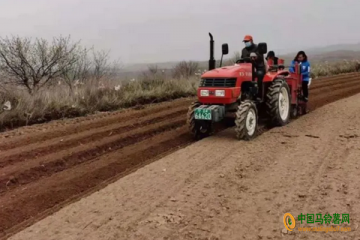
<box><xmin>235</xmin><ymin>100</ymin><xmax>257</xmax><ymax>141</ymax></box>
<box><xmin>186</xmin><ymin>101</ymin><xmax>201</xmax><ymax>138</ymax></box>
<box><xmin>266</xmin><ymin>78</ymin><xmax>290</xmax><ymax>126</ymax></box>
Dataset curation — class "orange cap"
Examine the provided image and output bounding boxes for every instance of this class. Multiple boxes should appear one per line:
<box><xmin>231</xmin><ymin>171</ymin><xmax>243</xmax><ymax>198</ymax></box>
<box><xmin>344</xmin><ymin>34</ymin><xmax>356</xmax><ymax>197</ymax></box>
<box><xmin>243</xmin><ymin>35</ymin><xmax>253</xmax><ymax>42</ymax></box>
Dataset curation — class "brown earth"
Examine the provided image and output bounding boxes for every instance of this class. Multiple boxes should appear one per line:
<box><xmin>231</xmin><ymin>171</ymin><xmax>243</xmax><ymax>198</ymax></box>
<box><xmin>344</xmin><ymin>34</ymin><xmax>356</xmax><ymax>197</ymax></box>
<box><xmin>1</xmin><ymin>72</ymin><xmax>360</xmax><ymax>239</ymax></box>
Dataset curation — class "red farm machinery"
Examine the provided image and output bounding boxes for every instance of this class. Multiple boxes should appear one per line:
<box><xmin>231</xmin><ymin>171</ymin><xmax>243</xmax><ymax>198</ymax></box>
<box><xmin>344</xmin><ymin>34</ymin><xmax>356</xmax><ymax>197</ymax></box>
<box><xmin>187</xmin><ymin>33</ymin><xmax>307</xmax><ymax>140</ymax></box>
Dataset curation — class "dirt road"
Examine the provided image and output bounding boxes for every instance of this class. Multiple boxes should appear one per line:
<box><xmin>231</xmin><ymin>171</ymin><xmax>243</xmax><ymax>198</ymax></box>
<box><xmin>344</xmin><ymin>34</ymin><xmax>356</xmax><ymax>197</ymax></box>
<box><xmin>1</xmin><ymin>72</ymin><xmax>360</xmax><ymax>239</ymax></box>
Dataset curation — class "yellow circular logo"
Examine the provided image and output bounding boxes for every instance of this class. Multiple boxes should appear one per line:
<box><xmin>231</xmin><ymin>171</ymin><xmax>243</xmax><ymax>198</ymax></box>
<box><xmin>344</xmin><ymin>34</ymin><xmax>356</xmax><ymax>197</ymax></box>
<box><xmin>283</xmin><ymin>213</ymin><xmax>296</xmax><ymax>231</ymax></box>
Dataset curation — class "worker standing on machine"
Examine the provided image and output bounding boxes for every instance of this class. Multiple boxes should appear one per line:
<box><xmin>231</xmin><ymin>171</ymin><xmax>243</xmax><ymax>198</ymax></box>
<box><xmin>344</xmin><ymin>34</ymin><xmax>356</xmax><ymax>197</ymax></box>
<box><xmin>241</xmin><ymin>35</ymin><xmax>266</xmax><ymax>100</ymax></box>
<box><xmin>266</xmin><ymin>51</ymin><xmax>279</xmax><ymax>65</ymax></box>
<box><xmin>289</xmin><ymin>51</ymin><xmax>311</xmax><ymax>102</ymax></box>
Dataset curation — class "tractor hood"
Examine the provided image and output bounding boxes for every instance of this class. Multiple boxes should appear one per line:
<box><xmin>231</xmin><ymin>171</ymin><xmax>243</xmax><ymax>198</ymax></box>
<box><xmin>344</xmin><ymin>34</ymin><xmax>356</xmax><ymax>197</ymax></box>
<box><xmin>201</xmin><ymin>64</ymin><xmax>252</xmax><ymax>78</ymax></box>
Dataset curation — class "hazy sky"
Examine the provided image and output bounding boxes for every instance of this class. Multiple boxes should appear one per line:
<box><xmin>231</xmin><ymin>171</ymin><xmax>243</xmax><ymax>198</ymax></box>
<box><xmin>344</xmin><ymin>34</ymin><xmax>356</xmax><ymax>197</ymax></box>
<box><xmin>0</xmin><ymin>0</ymin><xmax>359</xmax><ymax>65</ymax></box>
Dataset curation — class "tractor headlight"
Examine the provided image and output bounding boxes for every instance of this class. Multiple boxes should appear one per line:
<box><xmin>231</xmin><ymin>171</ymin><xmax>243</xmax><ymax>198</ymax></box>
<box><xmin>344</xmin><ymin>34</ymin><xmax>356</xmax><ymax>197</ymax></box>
<box><xmin>200</xmin><ymin>90</ymin><xmax>209</xmax><ymax>96</ymax></box>
<box><xmin>215</xmin><ymin>90</ymin><xmax>225</xmax><ymax>97</ymax></box>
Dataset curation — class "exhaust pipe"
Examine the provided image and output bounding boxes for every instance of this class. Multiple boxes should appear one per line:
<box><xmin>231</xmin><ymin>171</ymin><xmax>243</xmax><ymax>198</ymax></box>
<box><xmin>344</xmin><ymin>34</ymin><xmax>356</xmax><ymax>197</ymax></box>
<box><xmin>208</xmin><ymin>33</ymin><xmax>215</xmax><ymax>71</ymax></box>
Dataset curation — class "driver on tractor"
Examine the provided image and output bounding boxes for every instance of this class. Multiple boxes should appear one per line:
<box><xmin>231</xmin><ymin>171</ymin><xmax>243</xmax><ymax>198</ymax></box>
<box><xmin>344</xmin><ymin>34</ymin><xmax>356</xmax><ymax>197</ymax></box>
<box><xmin>241</xmin><ymin>35</ymin><xmax>266</xmax><ymax>100</ymax></box>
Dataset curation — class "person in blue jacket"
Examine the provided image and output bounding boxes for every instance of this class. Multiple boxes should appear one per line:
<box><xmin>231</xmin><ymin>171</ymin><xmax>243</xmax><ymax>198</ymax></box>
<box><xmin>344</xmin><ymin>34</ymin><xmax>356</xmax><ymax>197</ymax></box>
<box><xmin>289</xmin><ymin>51</ymin><xmax>311</xmax><ymax>102</ymax></box>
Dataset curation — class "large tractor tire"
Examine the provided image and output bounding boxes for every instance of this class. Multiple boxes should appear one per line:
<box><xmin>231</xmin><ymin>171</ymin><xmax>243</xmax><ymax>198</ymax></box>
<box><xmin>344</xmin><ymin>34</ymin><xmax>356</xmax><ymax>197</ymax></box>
<box><xmin>235</xmin><ymin>100</ymin><xmax>258</xmax><ymax>140</ymax></box>
<box><xmin>186</xmin><ymin>101</ymin><xmax>212</xmax><ymax>140</ymax></box>
<box><xmin>266</xmin><ymin>78</ymin><xmax>291</xmax><ymax>126</ymax></box>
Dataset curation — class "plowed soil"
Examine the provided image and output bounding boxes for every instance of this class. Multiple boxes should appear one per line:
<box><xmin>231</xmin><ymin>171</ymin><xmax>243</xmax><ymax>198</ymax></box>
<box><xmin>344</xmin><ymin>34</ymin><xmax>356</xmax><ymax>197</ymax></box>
<box><xmin>1</xmin><ymin>72</ymin><xmax>360</xmax><ymax>239</ymax></box>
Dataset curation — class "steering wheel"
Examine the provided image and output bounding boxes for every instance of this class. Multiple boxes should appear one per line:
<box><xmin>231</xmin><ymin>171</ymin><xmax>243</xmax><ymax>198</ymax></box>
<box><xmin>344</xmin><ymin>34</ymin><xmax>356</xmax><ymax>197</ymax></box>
<box><xmin>235</xmin><ymin>57</ymin><xmax>252</xmax><ymax>64</ymax></box>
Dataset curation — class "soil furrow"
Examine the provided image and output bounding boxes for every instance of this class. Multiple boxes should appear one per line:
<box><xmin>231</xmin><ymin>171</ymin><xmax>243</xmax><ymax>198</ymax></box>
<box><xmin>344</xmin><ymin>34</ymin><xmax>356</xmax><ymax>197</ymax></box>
<box><xmin>311</xmin><ymin>72</ymin><xmax>359</xmax><ymax>83</ymax></box>
<box><xmin>0</xmin><ymin>128</ymin><xmax>192</xmax><ymax>236</ymax></box>
<box><xmin>0</xmin><ymin>108</ymin><xmax>188</xmax><ymax>166</ymax></box>
<box><xmin>309</xmin><ymin>75</ymin><xmax>360</xmax><ymax>91</ymax></box>
<box><xmin>310</xmin><ymin>77</ymin><xmax>360</xmax><ymax>94</ymax></box>
<box><xmin>309</xmin><ymin>82</ymin><xmax>360</xmax><ymax>109</ymax></box>
<box><xmin>0</xmin><ymin>98</ymin><xmax>193</xmax><ymax>150</ymax></box>
<box><xmin>0</xmin><ymin>116</ymin><xmax>187</xmax><ymax>193</ymax></box>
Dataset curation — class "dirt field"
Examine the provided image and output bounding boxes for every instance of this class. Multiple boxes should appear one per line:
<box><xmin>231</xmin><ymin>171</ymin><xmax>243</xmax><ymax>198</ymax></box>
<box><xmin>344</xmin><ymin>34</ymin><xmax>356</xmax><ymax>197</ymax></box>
<box><xmin>1</xmin><ymin>72</ymin><xmax>360</xmax><ymax>239</ymax></box>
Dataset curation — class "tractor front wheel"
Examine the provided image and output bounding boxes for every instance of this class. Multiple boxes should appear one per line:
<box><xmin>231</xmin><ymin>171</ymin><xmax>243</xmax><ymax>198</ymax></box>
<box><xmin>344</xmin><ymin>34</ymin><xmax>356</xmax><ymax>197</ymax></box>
<box><xmin>235</xmin><ymin>100</ymin><xmax>258</xmax><ymax>140</ymax></box>
<box><xmin>187</xmin><ymin>101</ymin><xmax>212</xmax><ymax>140</ymax></box>
<box><xmin>266</xmin><ymin>78</ymin><xmax>291</xmax><ymax>126</ymax></box>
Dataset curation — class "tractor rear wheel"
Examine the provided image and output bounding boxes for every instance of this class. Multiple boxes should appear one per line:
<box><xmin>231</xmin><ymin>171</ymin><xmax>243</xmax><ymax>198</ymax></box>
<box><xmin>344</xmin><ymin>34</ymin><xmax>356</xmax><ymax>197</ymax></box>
<box><xmin>235</xmin><ymin>100</ymin><xmax>258</xmax><ymax>140</ymax></box>
<box><xmin>266</xmin><ymin>78</ymin><xmax>291</xmax><ymax>126</ymax></box>
<box><xmin>187</xmin><ymin>101</ymin><xmax>212</xmax><ymax>140</ymax></box>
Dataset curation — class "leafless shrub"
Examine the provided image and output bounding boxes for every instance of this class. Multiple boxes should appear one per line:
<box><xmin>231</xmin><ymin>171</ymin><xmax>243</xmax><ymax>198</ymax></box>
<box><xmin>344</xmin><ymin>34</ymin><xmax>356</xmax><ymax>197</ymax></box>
<box><xmin>92</xmin><ymin>49</ymin><xmax>122</xmax><ymax>79</ymax></box>
<box><xmin>172</xmin><ymin>61</ymin><xmax>199</xmax><ymax>79</ymax></box>
<box><xmin>147</xmin><ymin>64</ymin><xmax>158</xmax><ymax>75</ymax></box>
<box><xmin>61</xmin><ymin>48</ymin><xmax>122</xmax><ymax>92</ymax></box>
<box><xmin>61</xmin><ymin>47</ymin><xmax>91</xmax><ymax>92</ymax></box>
<box><xmin>224</xmin><ymin>51</ymin><xmax>241</xmax><ymax>66</ymax></box>
<box><xmin>140</xmin><ymin>64</ymin><xmax>166</xmax><ymax>83</ymax></box>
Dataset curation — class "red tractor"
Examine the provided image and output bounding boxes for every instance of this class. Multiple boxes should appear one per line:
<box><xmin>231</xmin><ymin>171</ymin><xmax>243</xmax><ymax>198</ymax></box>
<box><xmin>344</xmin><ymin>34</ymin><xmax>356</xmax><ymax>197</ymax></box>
<box><xmin>187</xmin><ymin>33</ymin><xmax>307</xmax><ymax>140</ymax></box>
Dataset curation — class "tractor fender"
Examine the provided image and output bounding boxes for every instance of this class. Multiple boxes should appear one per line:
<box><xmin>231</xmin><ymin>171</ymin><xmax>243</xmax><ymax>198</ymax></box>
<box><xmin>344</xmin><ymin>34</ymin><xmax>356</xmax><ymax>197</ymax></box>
<box><xmin>263</xmin><ymin>70</ymin><xmax>290</xmax><ymax>82</ymax></box>
<box><xmin>264</xmin><ymin>70</ymin><xmax>290</xmax><ymax>82</ymax></box>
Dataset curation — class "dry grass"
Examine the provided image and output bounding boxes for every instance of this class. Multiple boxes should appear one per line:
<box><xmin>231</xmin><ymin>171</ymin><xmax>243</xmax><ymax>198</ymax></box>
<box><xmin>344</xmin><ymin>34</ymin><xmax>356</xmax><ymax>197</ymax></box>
<box><xmin>0</xmin><ymin>77</ymin><xmax>198</xmax><ymax>130</ymax></box>
<box><xmin>0</xmin><ymin>60</ymin><xmax>359</xmax><ymax>131</ymax></box>
<box><xmin>311</xmin><ymin>60</ymin><xmax>360</xmax><ymax>77</ymax></box>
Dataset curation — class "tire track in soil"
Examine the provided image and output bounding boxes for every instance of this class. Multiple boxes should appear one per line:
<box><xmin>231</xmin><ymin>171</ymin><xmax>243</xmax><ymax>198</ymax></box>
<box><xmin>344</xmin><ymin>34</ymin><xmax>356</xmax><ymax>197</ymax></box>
<box><xmin>0</xmin><ymin>73</ymin><xmax>360</xmax><ymax>239</ymax></box>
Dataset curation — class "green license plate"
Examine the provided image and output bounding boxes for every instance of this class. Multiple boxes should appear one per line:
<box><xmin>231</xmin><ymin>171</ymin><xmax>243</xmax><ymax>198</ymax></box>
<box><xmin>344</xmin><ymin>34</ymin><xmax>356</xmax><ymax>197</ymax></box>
<box><xmin>194</xmin><ymin>108</ymin><xmax>212</xmax><ymax>120</ymax></box>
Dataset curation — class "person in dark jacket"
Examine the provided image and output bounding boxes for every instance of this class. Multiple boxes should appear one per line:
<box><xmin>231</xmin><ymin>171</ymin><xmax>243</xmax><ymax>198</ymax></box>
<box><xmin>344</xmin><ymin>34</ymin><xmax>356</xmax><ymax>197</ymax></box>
<box><xmin>241</xmin><ymin>35</ymin><xmax>265</xmax><ymax>99</ymax></box>
<box><xmin>266</xmin><ymin>51</ymin><xmax>278</xmax><ymax>65</ymax></box>
<box><xmin>241</xmin><ymin>35</ymin><xmax>257</xmax><ymax>57</ymax></box>
<box><xmin>240</xmin><ymin>35</ymin><xmax>265</xmax><ymax>68</ymax></box>
<box><xmin>289</xmin><ymin>51</ymin><xmax>311</xmax><ymax>102</ymax></box>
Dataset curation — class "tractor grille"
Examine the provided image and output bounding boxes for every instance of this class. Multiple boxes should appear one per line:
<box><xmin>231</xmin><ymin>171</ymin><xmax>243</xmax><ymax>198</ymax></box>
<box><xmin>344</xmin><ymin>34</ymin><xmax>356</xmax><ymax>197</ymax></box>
<box><xmin>200</xmin><ymin>78</ymin><xmax>237</xmax><ymax>87</ymax></box>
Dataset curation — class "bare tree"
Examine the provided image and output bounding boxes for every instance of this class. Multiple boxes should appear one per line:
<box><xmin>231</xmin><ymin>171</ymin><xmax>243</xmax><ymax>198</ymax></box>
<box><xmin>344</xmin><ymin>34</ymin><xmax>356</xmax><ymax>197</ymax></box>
<box><xmin>0</xmin><ymin>35</ymin><xmax>81</xmax><ymax>94</ymax></box>
<box><xmin>104</xmin><ymin>58</ymin><xmax>123</xmax><ymax>78</ymax></box>
<box><xmin>91</xmin><ymin>49</ymin><xmax>122</xmax><ymax>79</ymax></box>
<box><xmin>141</xmin><ymin>64</ymin><xmax>159</xmax><ymax>81</ymax></box>
<box><xmin>92</xmin><ymin>49</ymin><xmax>109</xmax><ymax>79</ymax></box>
<box><xmin>148</xmin><ymin>64</ymin><xmax>158</xmax><ymax>75</ymax></box>
<box><xmin>172</xmin><ymin>61</ymin><xmax>199</xmax><ymax>79</ymax></box>
<box><xmin>61</xmin><ymin>47</ymin><xmax>92</xmax><ymax>91</ymax></box>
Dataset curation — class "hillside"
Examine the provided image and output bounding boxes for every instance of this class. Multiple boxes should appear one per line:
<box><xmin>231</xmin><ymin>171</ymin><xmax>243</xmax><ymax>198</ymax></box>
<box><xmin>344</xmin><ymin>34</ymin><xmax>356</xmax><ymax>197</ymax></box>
<box><xmin>306</xmin><ymin>43</ymin><xmax>360</xmax><ymax>54</ymax></box>
<box><xmin>121</xmin><ymin>43</ymin><xmax>360</xmax><ymax>73</ymax></box>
